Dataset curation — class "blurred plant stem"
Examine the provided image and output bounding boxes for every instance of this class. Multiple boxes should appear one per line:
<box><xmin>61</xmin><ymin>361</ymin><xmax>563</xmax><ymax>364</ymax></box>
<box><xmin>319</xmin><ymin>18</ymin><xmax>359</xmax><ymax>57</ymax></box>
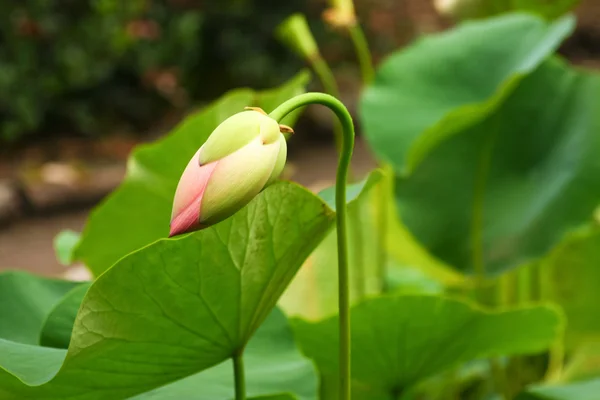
<box><xmin>275</xmin><ymin>13</ymin><xmax>344</xmax><ymax>151</ymax></box>
<box><xmin>496</xmin><ymin>272</ymin><xmax>514</xmax><ymax>306</ymax></box>
<box><xmin>348</xmin><ymin>24</ymin><xmax>375</xmax><ymax>84</ymax></box>
<box><xmin>491</xmin><ymin>358</ymin><xmax>512</xmax><ymax>400</ymax></box>
<box><xmin>537</xmin><ymin>261</ymin><xmax>565</xmax><ymax>384</ymax></box>
<box><xmin>517</xmin><ymin>266</ymin><xmax>533</xmax><ymax>303</ymax></box>
<box><xmin>233</xmin><ymin>351</ymin><xmax>246</xmax><ymax>400</ymax></box>
<box><xmin>545</xmin><ymin>340</ymin><xmax>565</xmax><ymax>383</ymax></box>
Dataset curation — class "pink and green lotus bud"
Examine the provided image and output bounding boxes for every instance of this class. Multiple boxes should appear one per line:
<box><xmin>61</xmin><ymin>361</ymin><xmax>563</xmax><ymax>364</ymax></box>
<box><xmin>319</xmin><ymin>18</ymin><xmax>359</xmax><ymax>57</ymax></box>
<box><xmin>276</xmin><ymin>14</ymin><xmax>320</xmax><ymax>61</ymax></box>
<box><xmin>169</xmin><ymin>108</ymin><xmax>290</xmax><ymax>237</ymax></box>
<box><xmin>324</xmin><ymin>0</ymin><xmax>356</xmax><ymax>28</ymax></box>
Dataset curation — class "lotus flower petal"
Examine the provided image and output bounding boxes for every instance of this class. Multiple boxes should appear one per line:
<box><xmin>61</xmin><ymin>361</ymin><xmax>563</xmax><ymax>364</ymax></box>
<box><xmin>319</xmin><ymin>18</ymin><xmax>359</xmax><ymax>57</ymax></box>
<box><xmin>265</xmin><ymin>135</ymin><xmax>288</xmax><ymax>187</ymax></box>
<box><xmin>200</xmin><ymin>136</ymin><xmax>282</xmax><ymax>226</ymax></box>
<box><xmin>198</xmin><ymin>110</ymin><xmax>281</xmax><ymax>165</ymax></box>
<box><xmin>169</xmin><ymin>148</ymin><xmax>218</xmax><ymax>237</ymax></box>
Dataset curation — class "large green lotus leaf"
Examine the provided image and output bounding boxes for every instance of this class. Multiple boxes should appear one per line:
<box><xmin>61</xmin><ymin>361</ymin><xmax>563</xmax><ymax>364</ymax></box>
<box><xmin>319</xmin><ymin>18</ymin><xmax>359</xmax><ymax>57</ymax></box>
<box><xmin>361</xmin><ymin>13</ymin><xmax>600</xmax><ymax>276</ymax></box>
<box><xmin>74</xmin><ymin>72</ymin><xmax>309</xmax><ymax>275</ymax></box>
<box><xmin>377</xmin><ymin>165</ymin><xmax>469</xmax><ymax>289</ymax></box>
<box><xmin>361</xmin><ymin>13</ymin><xmax>574</xmax><ymax>174</ymax></box>
<box><xmin>132</xmin><ymin>308</ymin><xmax>317</xmax><ymax>400</ymax></box>
<box><xmin>377</xmin><ymin>56</ymin><xmax>600</xmax><ymax>275</ymax></box>
<box><xmin>0</xmin><ymin>271</ymin><xmax>80</xmax><ymax>345</ymax></box>
<box><xmin>538</xmin><ymin>225</ymin><xmax>600</xmax><ymax>348</ymax></box>
<box><xmin>39</xmin><ymin>284</ymin><xmax>90</xmax><ymax>349</ymax></box>
<box><xmin>293</xmin><ymin>295</ymin><xmax>562</xmax><ymax>399</ymax></box>
<box><xmin>516</xmin><ymin>379</ymin><xmax>600</xmax><ymax>400</ymax></box>
<box><xmin>0</xmin><ymin>182</ymin><xmax>332</xmax><ymax>399</ymax></box>
<box><xmin>279</xmin><ymin>170</ymin><xmax>384</xmax><ymax>320</ymax></box>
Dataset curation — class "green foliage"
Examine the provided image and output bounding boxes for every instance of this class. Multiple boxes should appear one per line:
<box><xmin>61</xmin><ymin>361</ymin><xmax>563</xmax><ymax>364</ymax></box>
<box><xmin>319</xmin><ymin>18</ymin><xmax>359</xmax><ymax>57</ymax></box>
<box><xmin>0</xmin><ymin>0</ymin><xmax>306</xmax><ymax>141</ymax></box>
<box><xmin>280</xmin><ymin>170</ymin><xmax>384</xmax><ymax>319</ymax></box>
<box><xmin>293</xmin><ymin>295</ymin><xmax>562</xmax><ymax>399</ymax></box>
<box><xmin>0</xmin><ymin>180</ymin><xmax>331</xmax><ymax>399</ymax></box>
<box><xmin>3</xmin><ymin>8</ymin><xmax>600</xmax><ymax>400</ymax></box>
<box><xmin>0</xmin><ymin>0</ymin><xmax>195</xmax><ymax>140</ymax></box>
<box><xmin>362</xmin><ymin>13</ymin><xmax>574</xmax><ymax>174</ymax></box>
<box><xmin>39</xmin><ymin>284</ymin><xmax>90</xmax><ymax>349</ymax></box>
<box><xmin>361</xmin><ymin>14</ymin><xmax>600</xmax><ymax>276</ymax></box>
<box><xmin>0</xmin><ymin>271</ymin><xmax>80</xmax><ymax>345</ymax></box>
<box><xmin>131</xmin><ymin>309</ymin><xmax>317</xmax><ymax>400</ymax></box>
<box><xmin>538</xmin><ymin>225</ymin><xmax>600</xmax><ymax>348</ymax></box>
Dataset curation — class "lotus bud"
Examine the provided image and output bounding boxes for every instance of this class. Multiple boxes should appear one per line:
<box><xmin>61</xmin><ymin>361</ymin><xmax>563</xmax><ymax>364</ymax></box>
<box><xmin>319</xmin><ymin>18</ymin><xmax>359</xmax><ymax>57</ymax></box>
<box><xmin>169</xmin><ymin>108</ymin><xmax>292</xmax><ymax>237</ymax></box>
<box><xmin>324</xmin><ymin>0</ymin><xmax>357</xmax><ymax>28</ymax></box>
<box><xmin>276</xmin><ymin>14</ymin><xmax>320</xmax><ymax>62</ymax></box>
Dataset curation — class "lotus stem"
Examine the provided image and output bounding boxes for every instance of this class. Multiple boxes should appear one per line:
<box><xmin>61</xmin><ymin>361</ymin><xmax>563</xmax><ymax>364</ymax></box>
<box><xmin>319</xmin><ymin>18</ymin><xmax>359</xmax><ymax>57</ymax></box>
<box><xmin>233</xmin><ymin>351</ymin><xmax>246</xmax><ymax>400</ymax></box>
<box><xmin>270</xmin><ymin>93</ymin><xmax>355</xmax><ymax>400</ymax></box>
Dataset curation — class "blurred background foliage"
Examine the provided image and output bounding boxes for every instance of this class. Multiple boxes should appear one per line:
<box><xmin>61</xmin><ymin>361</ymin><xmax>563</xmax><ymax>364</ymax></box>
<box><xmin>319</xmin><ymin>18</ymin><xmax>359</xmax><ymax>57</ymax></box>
<box><xmin>0</xmin><ymin>0</ymin><xmax>315</xmax><ymax>142</ymax></box>
<box><xmin>0</xmin><ymin>0</ymin><xmax>598</xmax><ymax>144</ymax></box>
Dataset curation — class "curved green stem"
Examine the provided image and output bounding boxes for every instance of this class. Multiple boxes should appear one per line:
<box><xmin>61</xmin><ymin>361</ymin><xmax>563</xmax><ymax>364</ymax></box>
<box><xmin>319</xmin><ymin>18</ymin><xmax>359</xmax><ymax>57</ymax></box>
<box><xmin>233</xmin><ymin>351</ymin><xmax>246</xmax><ymax>400</ymax></box>
<box><xmin>312</xmin><ymin>55</ymin><xmax>366</xmax><ymax>301</ymax></box>
<box><xmin>348</xmin><ymin>24</ymin><xmax>374</xmax><ymax>84</ymax></box>
<box><xmin>270</xmin><ymin>93</ymin><xmax>355</xmax><ymax>400</ymax></box>
<box><xmin>311</xmin><ymin>56</ymin><xmax>344</xmax><ymax>155</ymax></box>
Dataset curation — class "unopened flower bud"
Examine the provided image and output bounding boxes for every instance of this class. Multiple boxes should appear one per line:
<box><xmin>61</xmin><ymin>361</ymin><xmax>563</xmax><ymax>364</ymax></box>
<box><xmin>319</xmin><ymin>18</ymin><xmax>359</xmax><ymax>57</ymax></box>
<box><xmin>169</xmin><ymin>109</ymin><xmax>289</xmax><ymax>236</ymax></box>
<box><xmin>276</xmin><ymin>14</ymin><xmax>320</xmax><ymax>61</ymax></box>
<box><xmin>324</xmin><ymin>0</ymin><xmax>357</xmax><ymax>28</ymax></box>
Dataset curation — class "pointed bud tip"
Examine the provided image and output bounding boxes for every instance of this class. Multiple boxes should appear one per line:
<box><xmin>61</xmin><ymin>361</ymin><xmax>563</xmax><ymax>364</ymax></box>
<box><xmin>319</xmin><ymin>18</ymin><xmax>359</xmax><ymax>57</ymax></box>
<box><xmin>244</xmin><ymin>106</ymin><xmax>267</xmax><ymax>115</ymax></box>
<box><xmin>279</xmin><ymin>124</ymin><xmax>294</xmax><ymax>134</ymax></box>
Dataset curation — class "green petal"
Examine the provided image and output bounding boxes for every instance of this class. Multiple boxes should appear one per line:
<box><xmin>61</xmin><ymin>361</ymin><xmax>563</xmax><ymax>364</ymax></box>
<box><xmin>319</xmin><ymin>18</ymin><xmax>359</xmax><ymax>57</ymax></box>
<box><xmin>198</xmin><ymin>111</ymin><xmax>280</xmax><ymax>165</ymax></box>
<box><xmin>200</xmin><ymin>138</ymin><xmax>281</xmax><ymax>225</ymax></box>
<box><xmin>265</xmin><ymin>135</ymin><xmax>287</xmax><ymax>187</ymax></box>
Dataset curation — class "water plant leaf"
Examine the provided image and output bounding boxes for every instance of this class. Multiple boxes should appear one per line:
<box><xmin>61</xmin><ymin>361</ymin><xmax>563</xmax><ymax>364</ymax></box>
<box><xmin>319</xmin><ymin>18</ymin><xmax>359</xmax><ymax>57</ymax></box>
<box><xmin>0</xmin><ymin>271</ymin><xmax>80</xmax><ymax>345</ymax></box>
<box><xmin>0</xmin><ymin>181</ymin><xmax>332</xmax><ymax>399</ymax></box>
<box><xmin>293</xmin><ymin>295</ymin><xmax>563</xmax><ymax>398</ymax></box>
<box><xmin>279</xmin><ymin>170</ymin><xmax>383</xmax><ymax>320</ymax></box>
<box><xmin>361</xmin><ymin>14</ymin><xmax>600</xmax><ymax>275</ymax></box>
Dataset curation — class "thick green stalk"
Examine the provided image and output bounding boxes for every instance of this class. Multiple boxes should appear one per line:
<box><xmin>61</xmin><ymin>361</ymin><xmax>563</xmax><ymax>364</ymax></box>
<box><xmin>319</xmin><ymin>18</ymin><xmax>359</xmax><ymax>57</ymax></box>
<box><xmin>270</xmin><ymin>93</ymin><xmax>355</xmax><ymax>400</ymax></box>
<box><xmin>233</xmin><ymin>351</ymin><xmax>246</xmax><ymax>400</ymax></box>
